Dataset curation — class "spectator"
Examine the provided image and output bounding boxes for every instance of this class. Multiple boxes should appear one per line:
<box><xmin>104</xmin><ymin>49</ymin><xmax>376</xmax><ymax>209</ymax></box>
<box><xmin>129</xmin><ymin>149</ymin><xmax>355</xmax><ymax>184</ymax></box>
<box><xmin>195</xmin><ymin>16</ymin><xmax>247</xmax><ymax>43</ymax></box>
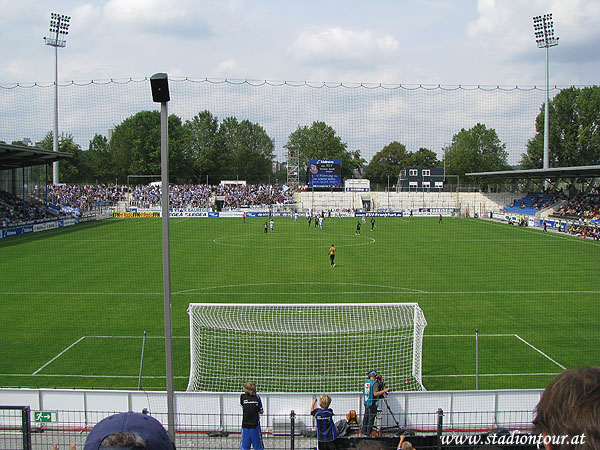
<box><xmin>240</xmin><ymin>381</ymin><xmax>264</xmax><ymax>450</ymax></box>
<box><xmin>311</xmin><ymin>394</ymin><xmax>338</xmax><ymax>450</ymax></box>
<box><xmin>83</xmin><ymin>412</ymin><xmax>174</xmax><ymax>450</ymax></box>
<box><xmin>532</xmin><ymin>366</ymin><xmax>600</xmax><ymax>450</ymax></box>
<box><xmin>398</xmin><ymin>435</ymin><xmax>414</xmax><ymax>450</ymax></box>
<box><xmin>362</xmin><ymin>371</ymin><xmax>389</xmax><ymax>437</ymax></box>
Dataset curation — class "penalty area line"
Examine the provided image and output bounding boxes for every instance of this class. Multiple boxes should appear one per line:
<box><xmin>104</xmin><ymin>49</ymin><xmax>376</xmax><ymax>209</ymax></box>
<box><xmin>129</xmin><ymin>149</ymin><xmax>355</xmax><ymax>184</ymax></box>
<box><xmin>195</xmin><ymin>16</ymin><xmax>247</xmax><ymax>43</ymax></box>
<box><xmin>32</xmin><ymin>336</ymin><xmax>86</xmax><ymax>375</ymax></box>
<box><xmin>514</xmin><ymin>334</ymin><xmax>566</xmax><ymax>370</ymax></box>
<box><xmin>423</xmin><ymin>372</ymin><xmax>560</xmax><ymax>378</ymax></box>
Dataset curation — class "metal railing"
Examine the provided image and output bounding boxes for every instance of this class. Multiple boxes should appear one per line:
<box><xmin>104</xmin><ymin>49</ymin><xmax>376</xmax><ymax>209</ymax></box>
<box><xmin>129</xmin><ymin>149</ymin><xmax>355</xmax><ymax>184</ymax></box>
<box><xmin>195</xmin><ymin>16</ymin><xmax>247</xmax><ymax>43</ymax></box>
<box><xmin>1</xmin><ymin>406</ymin><xmax>541</xmax><ymax>450</ymax></box>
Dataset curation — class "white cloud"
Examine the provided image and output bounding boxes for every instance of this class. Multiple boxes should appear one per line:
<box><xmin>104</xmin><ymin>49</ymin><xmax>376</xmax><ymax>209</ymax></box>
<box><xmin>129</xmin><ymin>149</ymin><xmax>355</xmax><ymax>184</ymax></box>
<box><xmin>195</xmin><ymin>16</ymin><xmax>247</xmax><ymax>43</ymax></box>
<box><xmin>289</xmin><ymin>27</ymin><xmax>399</xmax><ymax>68</ymax></box>
<box><xmin>102</xmin><ymin>0</ymin><xmax>213</xmax><ymax>38</ymax></box>
<box><xmin>105</xmin><ymin>0</ymin><xmax>187</xmax><ymax>24</ymax></box>
<box><xmin>466</xmin><ymin>0</ymin><xmax>600</xmax><ymax>55</ymax></box>
<box><xmin>214</xmin><ymin>59</ymin><xmax>245</xmax><ymax>78</ymax></box>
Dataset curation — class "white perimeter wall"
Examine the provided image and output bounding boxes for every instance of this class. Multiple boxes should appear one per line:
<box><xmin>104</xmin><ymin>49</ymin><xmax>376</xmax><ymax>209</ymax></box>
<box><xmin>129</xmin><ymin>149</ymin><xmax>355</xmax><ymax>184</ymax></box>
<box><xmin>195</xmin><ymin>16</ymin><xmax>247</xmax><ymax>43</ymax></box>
<box><xmin>0</xmin><ymin>388</ymin><xmax>542</xmax><ymax>431</ymax></box>
<box><xmin>296</xmin><ymin>191</ymin><xmax>514</xmax><ymax>215</ymax></box>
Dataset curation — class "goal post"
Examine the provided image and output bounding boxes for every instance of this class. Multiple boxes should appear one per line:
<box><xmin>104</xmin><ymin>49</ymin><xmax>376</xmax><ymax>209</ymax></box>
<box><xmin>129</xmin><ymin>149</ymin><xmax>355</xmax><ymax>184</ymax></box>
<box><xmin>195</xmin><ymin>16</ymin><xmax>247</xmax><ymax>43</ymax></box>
<box><xmin>186</xmin><ymin>303</ymin><xmax>428</xmax><ymax>393</ymax></box>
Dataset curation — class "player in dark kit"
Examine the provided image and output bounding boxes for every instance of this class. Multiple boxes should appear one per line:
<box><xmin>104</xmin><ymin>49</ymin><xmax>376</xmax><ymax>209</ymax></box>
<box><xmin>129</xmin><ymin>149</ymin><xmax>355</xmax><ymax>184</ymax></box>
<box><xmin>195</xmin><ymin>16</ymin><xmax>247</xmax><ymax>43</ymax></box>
<box><xmin>356</xmin><ymin>221</ymin><xmax>361</xmax><ymax>236</ymax></box>
<box><xmin>370</xmin><ymin>217</ymin><xmax>375</xmax><ymax>231</ymax></box>
<box><xmin>329</xmin><ymin>244</ymin><xmax>336</xmax><ymax>267</ymax></box>
<box><xmin>240</xmin><ymin>381</ymin><xmax>264</xmax><ymax>450</ymax></box>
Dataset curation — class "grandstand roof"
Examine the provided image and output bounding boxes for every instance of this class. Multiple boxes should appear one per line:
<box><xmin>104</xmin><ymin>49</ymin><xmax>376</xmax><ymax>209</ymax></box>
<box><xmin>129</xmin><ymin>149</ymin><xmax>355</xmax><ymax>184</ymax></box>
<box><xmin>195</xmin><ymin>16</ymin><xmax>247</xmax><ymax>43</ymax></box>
<box><xmin>466</xmin><ymin>165</ymin><xmax>600</xmax><ymax>180</ymax></box>
<box><xmin>0</xmin><ymin>143</ymin><xmax>73</xmax><ymax>171</ymax></box>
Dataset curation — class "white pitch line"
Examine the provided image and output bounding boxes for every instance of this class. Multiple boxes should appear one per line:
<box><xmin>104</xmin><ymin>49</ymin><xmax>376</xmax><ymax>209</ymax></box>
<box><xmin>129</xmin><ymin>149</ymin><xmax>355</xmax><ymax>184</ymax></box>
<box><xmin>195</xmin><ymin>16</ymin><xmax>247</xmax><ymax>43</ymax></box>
<box><xmin>32</xmin><ymin>336</ymin><xmax>86</xmax><ymax>375</ymax></box>
<box><xmin>176</xmin><ymin>291</ymin><xmax>426</xmax><ymax>295</ymax></box>
<box><xmin>3</xmin><ymin>290</ymin><xmax>598</xmax><ymax>296</ymax></box>
<box><xmin>423</xmin><ymin>372</ymin><xmax>560</xmax><ymax>378</ymax></box>
<box><xmin>513</xmin><ymin>334</ymin><xmax>566</xmax><ymax>370</ymax></box>
<box><xmin>86</xmin><ymin>335</ymin><xmax>188</xmax><ymax>339</ymax></box>
<box><xmin>2</xmin><ymin>373</ymin><xmax>188</xmax><ymax>379</ymax></box>
<box><xmin>425</xmin><ymin>334</ymin><xmax>514</xmax><ymax>337</ymax></box>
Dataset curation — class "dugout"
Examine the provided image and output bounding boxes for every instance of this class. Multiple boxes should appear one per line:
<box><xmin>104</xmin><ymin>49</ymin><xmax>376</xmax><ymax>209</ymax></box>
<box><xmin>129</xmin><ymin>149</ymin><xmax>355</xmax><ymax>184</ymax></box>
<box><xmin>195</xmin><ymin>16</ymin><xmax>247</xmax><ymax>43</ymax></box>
<box><xmin>0</xmin><ymin>143</ymin><xmax>73</xmax><ymax>203</ymax></box>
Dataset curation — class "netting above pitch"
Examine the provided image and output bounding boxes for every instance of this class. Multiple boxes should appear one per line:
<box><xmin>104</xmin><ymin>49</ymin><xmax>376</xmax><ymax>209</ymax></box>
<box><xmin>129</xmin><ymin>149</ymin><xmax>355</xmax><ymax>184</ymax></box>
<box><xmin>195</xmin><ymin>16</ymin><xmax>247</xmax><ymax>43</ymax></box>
<box><xmin>187</xmin><ymin>303</ymin><xmax>428</xmax><ymax>393</ymax></box>
<box><xmin>0</xmin><ymin>78</ymin><xmax>565</xmax><ymax>166</ymax></box>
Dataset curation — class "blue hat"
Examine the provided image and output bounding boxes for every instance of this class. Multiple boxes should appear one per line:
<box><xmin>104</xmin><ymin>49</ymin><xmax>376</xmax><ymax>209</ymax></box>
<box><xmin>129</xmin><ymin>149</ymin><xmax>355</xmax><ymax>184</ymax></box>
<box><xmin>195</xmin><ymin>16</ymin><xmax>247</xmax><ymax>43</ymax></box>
<box><xmin>84</xmin><ymin>412</ymin><xmax>174</xmax><ymax>450</ymax></box>
<box><xmin>369</xmin><ymin>371</ymin><xmax>377</xmax><ymax>377</ymax></box>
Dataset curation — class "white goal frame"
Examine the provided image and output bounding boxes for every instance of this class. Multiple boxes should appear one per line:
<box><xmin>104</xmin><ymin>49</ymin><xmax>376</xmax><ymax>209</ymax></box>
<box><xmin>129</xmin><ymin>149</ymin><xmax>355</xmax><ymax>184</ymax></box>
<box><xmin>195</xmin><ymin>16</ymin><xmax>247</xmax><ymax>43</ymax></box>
<box><xmin>187</xmin><ymin>303</ymin><xmax>428</xmax><ymax>393</ymax></box>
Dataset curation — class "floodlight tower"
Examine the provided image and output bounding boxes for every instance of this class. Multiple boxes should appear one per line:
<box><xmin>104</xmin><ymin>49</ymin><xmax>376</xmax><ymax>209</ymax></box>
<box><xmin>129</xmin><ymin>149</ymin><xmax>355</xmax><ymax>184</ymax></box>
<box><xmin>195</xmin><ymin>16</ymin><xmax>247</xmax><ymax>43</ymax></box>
<box><xmin>44</xmin><ymin>13</ymin><xmax>71</xmax><ymax>185</ymax></box>
<box><xmin>532</xmin><ymin>13</ymin><xmax>558</xmax><ymax>174</ymax></box>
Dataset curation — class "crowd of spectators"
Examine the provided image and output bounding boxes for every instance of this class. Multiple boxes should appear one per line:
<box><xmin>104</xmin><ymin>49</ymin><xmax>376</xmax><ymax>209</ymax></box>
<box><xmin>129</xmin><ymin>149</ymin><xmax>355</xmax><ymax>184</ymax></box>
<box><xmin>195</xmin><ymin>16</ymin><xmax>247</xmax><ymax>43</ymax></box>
<box><xmin>129</xmin><ymin>183</ymin><xmax>294</xmax><ymax>209</ymax></box>
<box><xmin>48</xmin><ymin>184</ymin><xmax>128</xmax><ymax>211</ymax></box>
<box><xmin>555</xmin><ymin>189</ymin><xmax>600</xmax><ymax>223</ymax></box>
<box><xmin>567</xmin><ymin>222</ymin><xmax>600</xmax><ymax>240</ymax></box>
<box><xmin>215</xmin><ymin>184</ymin><xmax>294</xmax><ymax>209</ymax></box>
<box><xmin>129</xmin><ymin>184</ymin><xmax>212</xmax><ymax>209</ymax></box>
<box><xmin>1</xmin><ymin>190</ymin><xmax>56</xmax><ymax>228</ymax></box>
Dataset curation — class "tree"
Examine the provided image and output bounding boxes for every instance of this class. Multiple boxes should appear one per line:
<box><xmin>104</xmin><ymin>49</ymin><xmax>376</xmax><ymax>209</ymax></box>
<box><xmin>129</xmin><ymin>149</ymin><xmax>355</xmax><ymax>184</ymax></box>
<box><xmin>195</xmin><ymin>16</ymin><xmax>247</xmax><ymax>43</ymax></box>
<box><xmin>284</xmin><ymin>121</ymin><xmax>359</xmax><ymax>181</ymax></box>
<box><xmin>445</xmin><ymin>123</ymin><xmax>510</xmax><ymax>180</ymax></box>
<box><xmin>183</xmin><ymin>110</ymin><xmax>224</xmax><ymax>184</ymax></box>
<box><xmin>184</xmin><ymin>112</ymin><xmax>275</xmax><ymax>184</ymax></box>
<box><xmin>227</xmin><ymin>119</ymin><xmax>275</xmax><ymax>184</ymax></box>
<box><xmin>521</xmin><ymin>86</ymin><xmax>600</xmax><ymax>168</ymax></box>
<box><xmin>109</xmin><ymin>110</ymin><xmax>187</xmax><ymax>184</ymax></box>
<box><xmin>40</xmin><ymin>132</ymin><xmax>86</xmax><ymax>183</ymax></box>
<box><xmin>85</xmin><ymin>134</ymin><xmax>114</xmax><ymax>183</ymax></box>
<box><xmin>363</xmin><ymin>141</ymin><xmax>410</xmax><ymax>185</ymax></box>
<box><xmin>407</xmin><ymin>148</ymin><xmax>441</xmax><ymax>169</ymax></box>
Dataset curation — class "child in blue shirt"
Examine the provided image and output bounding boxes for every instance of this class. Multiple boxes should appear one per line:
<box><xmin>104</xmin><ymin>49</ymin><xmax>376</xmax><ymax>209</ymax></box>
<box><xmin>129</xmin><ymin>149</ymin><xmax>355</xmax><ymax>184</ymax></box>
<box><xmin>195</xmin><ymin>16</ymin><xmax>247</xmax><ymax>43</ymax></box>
<box><xmin>311</xmin><ymin>394</ymin><xmax>338</xmax><ymax>450</ymax></box>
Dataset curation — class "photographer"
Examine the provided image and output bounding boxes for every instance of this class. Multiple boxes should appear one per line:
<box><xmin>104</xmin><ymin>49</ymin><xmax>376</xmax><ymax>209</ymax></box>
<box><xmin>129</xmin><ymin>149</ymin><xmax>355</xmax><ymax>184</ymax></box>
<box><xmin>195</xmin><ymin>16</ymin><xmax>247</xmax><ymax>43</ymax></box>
<box><xmin>362</xmin><ymin>371</ymin><xmax>389</xmax><ymax>436</ymax></box>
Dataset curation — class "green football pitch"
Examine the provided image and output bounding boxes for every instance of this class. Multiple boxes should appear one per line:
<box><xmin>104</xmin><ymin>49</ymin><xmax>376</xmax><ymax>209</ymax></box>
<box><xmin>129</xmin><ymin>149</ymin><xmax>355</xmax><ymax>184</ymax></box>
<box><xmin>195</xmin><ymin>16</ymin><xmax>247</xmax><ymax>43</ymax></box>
<box><xmin>1</xmin><ymin>216</ymin><xmax>598</xmax><ymax>391</ymax></box>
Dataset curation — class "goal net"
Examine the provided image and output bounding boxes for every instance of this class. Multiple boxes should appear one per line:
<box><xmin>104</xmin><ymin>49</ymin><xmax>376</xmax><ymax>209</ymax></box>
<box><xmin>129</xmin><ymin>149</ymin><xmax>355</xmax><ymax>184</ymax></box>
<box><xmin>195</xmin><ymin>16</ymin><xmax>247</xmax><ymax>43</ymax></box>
<box><xmin>186</xmin><ymin>303</ymin><xmax>428</xmax><ymax>393</ymax></box>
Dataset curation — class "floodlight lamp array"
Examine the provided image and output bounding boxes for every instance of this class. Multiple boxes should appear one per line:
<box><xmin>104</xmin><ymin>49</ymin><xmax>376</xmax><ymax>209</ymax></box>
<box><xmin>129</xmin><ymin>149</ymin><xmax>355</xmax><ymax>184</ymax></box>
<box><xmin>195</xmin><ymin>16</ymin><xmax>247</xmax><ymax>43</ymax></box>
<box><xmin>532</xmin><ymin>13</ymin><xmax>559</xmax><ymax>48</ymax></box>
<box><xmin>45</xmin><ymin>13</ymin><xmax>71</xmax><ymax>47</ymax></box>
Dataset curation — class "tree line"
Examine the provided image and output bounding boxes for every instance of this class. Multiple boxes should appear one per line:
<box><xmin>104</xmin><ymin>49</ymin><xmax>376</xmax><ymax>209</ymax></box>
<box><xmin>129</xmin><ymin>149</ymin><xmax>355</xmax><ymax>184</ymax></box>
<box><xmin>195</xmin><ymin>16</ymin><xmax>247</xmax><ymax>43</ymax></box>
<box><xmin>7</xmin><ymin>86</ymin><xmax>598</xmax><ymax>186</ymax></box>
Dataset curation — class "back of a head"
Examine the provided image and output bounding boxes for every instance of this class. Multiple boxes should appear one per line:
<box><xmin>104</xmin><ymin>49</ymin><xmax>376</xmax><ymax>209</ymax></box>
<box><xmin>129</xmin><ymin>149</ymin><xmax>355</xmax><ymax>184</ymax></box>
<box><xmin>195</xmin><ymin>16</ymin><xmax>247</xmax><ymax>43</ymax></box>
<box><xmin>532</xmin><ymin>366</ymin><xmax>600</xmax><ymax>450</ymax></box>
<box><xmin>319</xmin><ymin>394</ymin><xmax>331</xmax><ymax>409</ymax></box>
<box><xmin>243</xmin><ymin>381</ymin><xmax>257</xmax><ymax>396</ymax></box>
<box><xmin>100</xmin><ymin>432</ymin><xmax>147</xmax><ymax>449</ymax></box>
<box><xmin>401</xmin><ymin>441</ymin><xmax>414</xmax><ymax>450</ymax></box>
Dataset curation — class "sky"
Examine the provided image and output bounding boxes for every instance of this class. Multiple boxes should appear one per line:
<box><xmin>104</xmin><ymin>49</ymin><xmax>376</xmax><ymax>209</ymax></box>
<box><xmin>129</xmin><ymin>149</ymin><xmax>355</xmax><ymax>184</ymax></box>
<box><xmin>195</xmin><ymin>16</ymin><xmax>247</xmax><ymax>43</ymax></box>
<box><xmin>1</xmin><ymin>0</ymin><xmax>599</xmax><ymax>87</ymax></box>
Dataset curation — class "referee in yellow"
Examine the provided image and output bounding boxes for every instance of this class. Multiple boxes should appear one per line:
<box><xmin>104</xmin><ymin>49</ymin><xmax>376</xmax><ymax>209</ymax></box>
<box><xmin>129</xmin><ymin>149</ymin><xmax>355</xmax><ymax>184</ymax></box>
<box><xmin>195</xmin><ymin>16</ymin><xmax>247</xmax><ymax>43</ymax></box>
<box><xmin>329</xmin><ymin>244</ymin><xmax>336</xmax><ymax>267</ymax></box>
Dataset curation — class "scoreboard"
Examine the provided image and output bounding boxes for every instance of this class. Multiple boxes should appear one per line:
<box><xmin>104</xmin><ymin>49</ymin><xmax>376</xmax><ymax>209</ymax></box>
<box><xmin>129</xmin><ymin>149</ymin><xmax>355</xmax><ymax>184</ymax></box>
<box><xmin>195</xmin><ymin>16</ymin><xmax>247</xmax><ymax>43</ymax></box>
<box><xmin>308</xmin><ymin>159</ymin><xmax>342</xmax><ymax>188</ymax></box>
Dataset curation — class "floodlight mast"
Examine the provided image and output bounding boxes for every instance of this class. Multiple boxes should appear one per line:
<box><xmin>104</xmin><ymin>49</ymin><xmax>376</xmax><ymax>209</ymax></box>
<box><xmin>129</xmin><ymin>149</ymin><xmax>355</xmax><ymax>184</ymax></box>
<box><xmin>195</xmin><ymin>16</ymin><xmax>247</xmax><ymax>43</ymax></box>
<box><xmin>44</xmin><ymin>13</ymin><xmax>71</xmax><ymax>185</ymax></box>
<box><xmin>532</xmin><ymin>13</ymin><xmax>558</xmax><ymax>180</ymax></box>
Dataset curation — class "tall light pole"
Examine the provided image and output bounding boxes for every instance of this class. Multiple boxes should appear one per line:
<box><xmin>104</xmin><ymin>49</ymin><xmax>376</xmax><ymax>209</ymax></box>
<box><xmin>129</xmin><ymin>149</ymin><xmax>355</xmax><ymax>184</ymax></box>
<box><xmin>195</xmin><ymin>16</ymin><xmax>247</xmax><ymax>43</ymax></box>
<box><xmin>533</xmin><ymin>13</ymin><xmax>558</xmax><ymax>175</ymax></box>
<box><xmin>150</xmin><ymin>73</ymin><xmax>176</xmax><ymax>444</ymax></box>
<box><xmin>44</xmin><ymin>13</ymin><xmax>71</xmax><ymax>185</ymax></box>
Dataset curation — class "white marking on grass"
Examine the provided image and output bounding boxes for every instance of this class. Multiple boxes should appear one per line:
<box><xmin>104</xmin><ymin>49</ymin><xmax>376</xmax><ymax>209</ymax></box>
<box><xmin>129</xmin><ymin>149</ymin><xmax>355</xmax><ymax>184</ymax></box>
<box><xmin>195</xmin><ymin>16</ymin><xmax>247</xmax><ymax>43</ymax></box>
<box><xmin>2</xmin><ymin>373</ymin><xmax>188</xmax><ymax>379</ymax></box>
<box><xmin>213</xmin><ymin>234</ymin><xmax>376</xmax><ymax>248</ymax></box>
<box><xmin>87</xmin><ymin>335</ymin><xmax>189</xmax><ymax>339</ymax></box>
<box><xmin>0</xmin><ymin>290</ymin><xmax>600</xmax><ymax>296</ymax></box>
<box><xmin>423</xmin><ymin>372</ymin><xmax>559</xmax><ymax>378</ymax></box>
<box><xmin>175</xmin><ymin>282</ymin><xmax>426</xmax><ymax>295</ymax></box>
<box><xmin>425</xmin><ymin>334</ymin><xmax>514</xmax><ymax>337</ymax></box>
<box><xmin>32</xmin><ymin>336</ymin><xmax>86</xmax><ymax>375</ymax></box>
<box><xmin>513</xmin><ymin>334</ymin><xmax>566</xmax><ymax>370</ymax></box>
